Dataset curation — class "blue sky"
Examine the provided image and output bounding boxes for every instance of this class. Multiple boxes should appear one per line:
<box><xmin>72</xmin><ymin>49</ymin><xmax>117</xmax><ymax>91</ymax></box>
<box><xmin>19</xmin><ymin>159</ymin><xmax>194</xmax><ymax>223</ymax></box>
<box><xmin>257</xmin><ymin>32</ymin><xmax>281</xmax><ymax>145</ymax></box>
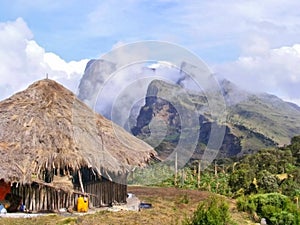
<box><xmin>0</xmin><ymin>0</ymin><xmax>241</xmax><ymax>62</ymax></box>
<box><xmin>0</xmin><ymin>0</ymin><xmax>300</xmax><ymax>105</ymax></box>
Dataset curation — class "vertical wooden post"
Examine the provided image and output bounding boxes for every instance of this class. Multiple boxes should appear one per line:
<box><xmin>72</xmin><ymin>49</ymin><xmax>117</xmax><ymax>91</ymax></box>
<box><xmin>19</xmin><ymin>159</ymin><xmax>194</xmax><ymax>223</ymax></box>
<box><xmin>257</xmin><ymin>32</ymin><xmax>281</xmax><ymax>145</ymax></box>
<box><xmin>25</xmin><ymin>185</ymin><xmax>29</xmax><ymax>210</ymax></box>
<box><xmin>40</xmin><ymin>188</ymin><xmax>44</xmax><ymax>210</ymax></box>
<box><xmin>197</xmin><ymin>160</ymin><xmax>201</xmax><ymax>189</ymax></box>
<box><xmin>174</xmin><ymin>152</ymin><xmax>178</xmax><ymax>187</ymax></box>
<box><xmin>32</xmin><ymin>188</ymin><xmax>36</xmax><ymax>212</ymax></box>
<box><xmin>78</xmin><ymin>170</ymin><xmax>85</xmax><ymax>193</ymax></box>
<box><xmin>233</xmin><ymin>162</ymin><xmax>237</xmax><ymax>172</ymax></box>
<box><xmin>181</xmin><ymin>169</ymin><xmax>185</xmax><ymax>186</ymax></box>
<box><xmin>29</xmin><ymin>185</ymin><xmax>33</xmax><ymax>211</ymax></box>
<box><xmin>214</xmin><ymin>161</ymin><xmax>218</xmax><ymax>177</ymax></box>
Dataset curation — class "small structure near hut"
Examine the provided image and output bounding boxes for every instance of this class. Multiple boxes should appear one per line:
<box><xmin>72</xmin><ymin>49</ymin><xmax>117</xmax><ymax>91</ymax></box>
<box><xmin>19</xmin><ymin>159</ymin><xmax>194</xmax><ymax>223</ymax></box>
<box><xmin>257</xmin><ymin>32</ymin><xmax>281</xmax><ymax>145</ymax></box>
<box><xmin>0</xmin><ymin>79</ymin><xmax>156</xmax><ymax>212</ymax></box>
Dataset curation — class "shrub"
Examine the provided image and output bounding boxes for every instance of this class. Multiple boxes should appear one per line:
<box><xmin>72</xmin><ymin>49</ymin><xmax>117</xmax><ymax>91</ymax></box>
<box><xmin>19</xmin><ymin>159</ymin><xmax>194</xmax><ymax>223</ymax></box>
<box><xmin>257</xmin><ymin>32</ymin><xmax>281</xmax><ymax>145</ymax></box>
<box><xmin>257</xmin><ymin>170</ymin><xmax>279</xmax><ymax>193</ymax></box>
<box><xmin>183</xmin><ymin>195</ymin><xmax>236</xmax><ymax>225</ymax></box>
<box><xmin>237</xmin><ymin>193</ymin><xmax>300</xmax><ymax>225</ymax></box>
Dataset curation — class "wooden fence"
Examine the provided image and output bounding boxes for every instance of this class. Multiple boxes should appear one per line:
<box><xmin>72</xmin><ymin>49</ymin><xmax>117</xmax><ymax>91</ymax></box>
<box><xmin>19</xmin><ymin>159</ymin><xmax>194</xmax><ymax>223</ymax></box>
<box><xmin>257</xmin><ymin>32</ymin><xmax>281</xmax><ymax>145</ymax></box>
<box><xmin>10</xmin><ymin>173</ymin><xmax>127</xmax><ymax>211</ymax></box>
<box><xmin>74</xmin><ymin>180</ymin><xmax>127</xmax><ymax>207</ymax></box>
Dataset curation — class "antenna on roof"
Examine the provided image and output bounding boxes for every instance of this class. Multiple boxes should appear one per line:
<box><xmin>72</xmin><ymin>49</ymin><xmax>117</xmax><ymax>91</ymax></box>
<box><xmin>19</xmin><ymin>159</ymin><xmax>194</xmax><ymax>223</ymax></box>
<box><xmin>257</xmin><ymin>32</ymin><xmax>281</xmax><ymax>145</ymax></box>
<box><xmin>46</xmin><ymin>73</ymin><xmax>49</xmax><ymax>79</ymax></box>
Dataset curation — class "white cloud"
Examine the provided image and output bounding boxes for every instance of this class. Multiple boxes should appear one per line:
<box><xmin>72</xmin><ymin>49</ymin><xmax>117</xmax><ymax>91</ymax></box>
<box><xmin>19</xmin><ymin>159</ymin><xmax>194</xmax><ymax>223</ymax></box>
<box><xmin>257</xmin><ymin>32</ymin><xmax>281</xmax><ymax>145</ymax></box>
<box><xmin>1</xmin><ymin>1</ymin><xmax>300</xmax><ymax>106</ymax></box>
<box><xmin>0</xmin><ymin>18</ymin><xmax>88</xmax><ymax>100</ymax></box>
<box><xmin>44</xmin><ymin>53</ymin><xmax>88</xmax><ymax>78</ymax></box>
<box><xmin>145</xmin><ymin>0</ymin><xmax>300</xmax><ymax>59</ymax></box>
<box><xmin>214</xmin><ymin>43</ymin><xmax>300</xmax><ymax>105</ymax></box>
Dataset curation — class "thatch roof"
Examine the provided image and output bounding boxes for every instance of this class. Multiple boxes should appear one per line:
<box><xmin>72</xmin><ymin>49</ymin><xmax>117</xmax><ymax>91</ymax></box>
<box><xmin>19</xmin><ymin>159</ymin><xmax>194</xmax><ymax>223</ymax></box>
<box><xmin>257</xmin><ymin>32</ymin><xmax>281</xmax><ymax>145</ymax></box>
<box><xmin>0</xmin><ymin>79</ymin><xmax>157</xmax><ymax>184</ymax></box>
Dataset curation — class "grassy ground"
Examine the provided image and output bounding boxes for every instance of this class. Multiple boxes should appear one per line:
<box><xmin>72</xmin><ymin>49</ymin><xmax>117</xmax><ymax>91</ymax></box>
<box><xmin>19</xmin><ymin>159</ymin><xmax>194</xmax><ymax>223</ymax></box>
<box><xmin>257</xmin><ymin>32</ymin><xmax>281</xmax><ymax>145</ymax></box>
<box><xmin>0</xmin><ymin>186</ymin><xmax>255</xmax><ymax>225</ymax></box>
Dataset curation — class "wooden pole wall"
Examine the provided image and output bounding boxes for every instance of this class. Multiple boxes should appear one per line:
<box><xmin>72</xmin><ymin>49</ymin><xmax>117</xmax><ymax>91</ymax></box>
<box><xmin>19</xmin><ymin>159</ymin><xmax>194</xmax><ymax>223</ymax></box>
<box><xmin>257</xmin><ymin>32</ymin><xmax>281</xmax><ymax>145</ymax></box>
<box><xmin>11</xmin><ymin>183</ymin><xmax>77</xmax><ymax>212</ymax></box>
<box><xmin>10</xmin><ymin>172</ymin><xmax>127</xmax><ymax>211</ymax></box>
<box><xmin>74</xmin><ymin>179</ymin><xmax>127</xmax><ymax>207</ymax></box>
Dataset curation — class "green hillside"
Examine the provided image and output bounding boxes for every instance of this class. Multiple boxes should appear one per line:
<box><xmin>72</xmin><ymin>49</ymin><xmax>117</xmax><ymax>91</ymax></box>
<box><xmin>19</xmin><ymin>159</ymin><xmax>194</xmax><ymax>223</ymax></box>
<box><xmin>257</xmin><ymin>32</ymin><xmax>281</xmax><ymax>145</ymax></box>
<box><xmin>131</xmin><ymin>79</ymin><xmax>300</xmax><ymax>158</ymax></box>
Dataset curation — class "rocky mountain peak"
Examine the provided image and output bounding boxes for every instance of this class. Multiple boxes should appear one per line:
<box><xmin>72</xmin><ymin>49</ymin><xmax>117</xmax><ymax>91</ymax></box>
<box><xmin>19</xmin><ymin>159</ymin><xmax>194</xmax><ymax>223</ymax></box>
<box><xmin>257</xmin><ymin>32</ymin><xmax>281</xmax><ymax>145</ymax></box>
<box><xmin>132</xmin><ymin>78</ymin><xmax>300</xmax><ymax>159</ymax></box>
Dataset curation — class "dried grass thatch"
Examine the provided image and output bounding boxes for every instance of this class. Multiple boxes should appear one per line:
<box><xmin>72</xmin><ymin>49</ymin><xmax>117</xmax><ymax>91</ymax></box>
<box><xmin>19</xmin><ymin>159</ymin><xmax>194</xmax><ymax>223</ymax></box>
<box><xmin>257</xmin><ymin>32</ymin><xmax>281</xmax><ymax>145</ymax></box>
<box><xmin>0</xmin><ymin>79</ymin><xmax>157</xmax><ymax>184</ymax></box>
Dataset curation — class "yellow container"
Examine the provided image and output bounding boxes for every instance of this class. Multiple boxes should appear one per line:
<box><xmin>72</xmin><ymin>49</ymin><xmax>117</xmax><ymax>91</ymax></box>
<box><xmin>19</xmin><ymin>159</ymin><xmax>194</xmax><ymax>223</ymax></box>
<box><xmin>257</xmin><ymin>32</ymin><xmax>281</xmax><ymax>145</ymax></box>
<box><xmin>77</xmin><ymin>196</ymin><xmax>88</xmax><ymax>212</ymax></box>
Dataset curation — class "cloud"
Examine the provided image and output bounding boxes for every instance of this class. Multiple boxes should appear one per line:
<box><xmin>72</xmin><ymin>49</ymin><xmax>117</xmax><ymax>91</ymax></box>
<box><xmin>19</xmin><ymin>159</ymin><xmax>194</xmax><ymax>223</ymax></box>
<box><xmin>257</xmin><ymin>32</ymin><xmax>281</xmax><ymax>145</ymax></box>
<box><xmin>214</xmin><ymin>42</ymin><xmax>300</xmax><ymax>105</ymax></box>
<box><xmin>1</xmin><ymin>1</ymin><xmax>300</xmax><ymax>106</ymax></box>
<box><xmin>2</xmin><ymin>1</ymin><xmax>300</xmax><ymax>63</ymax></box>
<box><xmin>79</xmin><ymin>58</ymin><xmax>183</xmax><ymax>121</ymax></box>
<box><xmin>44</xmin><ymin>53</ymin><xmax>88</xmax><ymax>78</ymax></box>
<box><xmin>0</xmin><ymin>18</ymin><xmax>88</xmax><ymax>100</ymax></box>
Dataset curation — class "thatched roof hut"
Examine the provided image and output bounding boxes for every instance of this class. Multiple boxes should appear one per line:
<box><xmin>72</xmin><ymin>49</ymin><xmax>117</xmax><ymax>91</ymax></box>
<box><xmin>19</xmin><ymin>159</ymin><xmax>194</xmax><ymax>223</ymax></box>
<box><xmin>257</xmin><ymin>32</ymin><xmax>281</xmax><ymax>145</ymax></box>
<box><xmin>0</xmin><ymin>79</ymin><xmax>156</xmax><ymax>211</ymax></box>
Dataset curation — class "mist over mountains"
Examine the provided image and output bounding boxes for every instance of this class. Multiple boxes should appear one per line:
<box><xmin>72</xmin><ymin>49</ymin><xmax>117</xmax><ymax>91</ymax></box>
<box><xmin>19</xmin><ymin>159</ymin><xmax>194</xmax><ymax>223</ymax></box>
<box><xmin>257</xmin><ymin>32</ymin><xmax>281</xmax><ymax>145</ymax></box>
<box><xmin>78</xmin><ymin>59</ymin><xmax>195</xmax><ymax>121</ymax></box>
<box><xmin>78</xmin><ymin>59</ymin><xmax>300</xmax><ymax>159</ymax></box>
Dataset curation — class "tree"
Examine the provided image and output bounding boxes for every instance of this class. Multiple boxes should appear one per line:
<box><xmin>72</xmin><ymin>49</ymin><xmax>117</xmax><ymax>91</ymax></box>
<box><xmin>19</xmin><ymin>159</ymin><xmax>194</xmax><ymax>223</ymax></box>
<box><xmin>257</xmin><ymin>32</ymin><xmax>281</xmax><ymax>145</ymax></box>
<box><xmin>281</xmin><ymin>168</ymin><xmax>300</xmax><ymax>197</ymax></box>
<box><xmin>257</xmin><ymin>170</ymin><xmax>279</xmax><ymax>193</ymax></box>
<box><xmin>229</xmin><ymin>168</ymin><xmax>254</xmax><ymax>195</ymax></box>
<box><xmin>289</xmin><ymin>136</ymin><xmax>300</xmax><ymax>165</ymax></box>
